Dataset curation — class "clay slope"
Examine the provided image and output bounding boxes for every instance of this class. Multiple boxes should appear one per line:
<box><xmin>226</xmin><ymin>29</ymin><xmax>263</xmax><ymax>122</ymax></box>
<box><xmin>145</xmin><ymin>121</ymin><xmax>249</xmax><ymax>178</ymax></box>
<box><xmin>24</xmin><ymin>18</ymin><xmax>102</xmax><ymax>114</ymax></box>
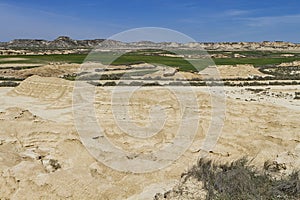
<box><xmin>9</xmin><ymin>75</ymin><xmax>73</xmax><ymax>108</ymax></box>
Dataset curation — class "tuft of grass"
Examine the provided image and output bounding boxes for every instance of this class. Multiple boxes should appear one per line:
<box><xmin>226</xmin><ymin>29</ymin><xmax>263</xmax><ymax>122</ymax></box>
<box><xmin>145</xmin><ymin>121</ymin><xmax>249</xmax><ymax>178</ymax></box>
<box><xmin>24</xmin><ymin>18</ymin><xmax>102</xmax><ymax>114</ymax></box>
<box><xmin>182</xmin><ymin>158</ymin><xmax>300</xmax><ymax>200</ymax></box>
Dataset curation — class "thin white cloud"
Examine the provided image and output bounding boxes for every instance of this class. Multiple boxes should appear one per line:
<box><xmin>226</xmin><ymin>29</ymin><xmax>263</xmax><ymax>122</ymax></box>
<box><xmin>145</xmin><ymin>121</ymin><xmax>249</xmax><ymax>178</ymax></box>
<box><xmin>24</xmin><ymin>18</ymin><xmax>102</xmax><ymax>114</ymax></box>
<box><xmin>225</xmin><ymin>9</ymin><xmax>251</xmax><ymax>16</ymax></box>
<box><xmin>182</xmin><ymin>2</ymin><xmax>199</xmax><ymax>9</ymax></box>
<box><xmin>244</xmin><ymin>14</ymin><xmax>300</xmax><ymax>27</ymax></box>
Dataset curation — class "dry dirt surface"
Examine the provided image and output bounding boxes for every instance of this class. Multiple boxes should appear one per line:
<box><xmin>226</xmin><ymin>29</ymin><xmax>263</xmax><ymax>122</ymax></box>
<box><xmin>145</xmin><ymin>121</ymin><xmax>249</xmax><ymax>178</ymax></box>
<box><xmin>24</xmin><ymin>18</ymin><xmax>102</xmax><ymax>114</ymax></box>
<box><xmin>200</xmin><ymin>64</ymin><xmax>267</xmax><ymax>79</ymax></box>
<box><xmin>0</xmin><ymin>63</ymin><xmax>43</xmax><ymax>69</ymax></box>
<box><xmin>0</xmin><ymin>75</ymin><xmax>299</xmax><ymax>199</ymax></box>
<box><xmin>0</xmin><ymin>63</ymin><xmax>80</xmax><ymax>79</ymax></box>
<box><xmin>0</xmin><ymin>58</ymin><xmax>29</xmax><ymax>62</ymax></box>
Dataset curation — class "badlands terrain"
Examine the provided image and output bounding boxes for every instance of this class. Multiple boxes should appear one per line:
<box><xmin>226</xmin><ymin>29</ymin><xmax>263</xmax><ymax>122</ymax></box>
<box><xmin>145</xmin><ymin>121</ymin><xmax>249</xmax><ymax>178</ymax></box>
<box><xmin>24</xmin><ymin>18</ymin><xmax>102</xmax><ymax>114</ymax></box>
<box><xmin>0</xmin><ymin>40</ymin><xmax>299</xmax><ymax>199</ymax></box>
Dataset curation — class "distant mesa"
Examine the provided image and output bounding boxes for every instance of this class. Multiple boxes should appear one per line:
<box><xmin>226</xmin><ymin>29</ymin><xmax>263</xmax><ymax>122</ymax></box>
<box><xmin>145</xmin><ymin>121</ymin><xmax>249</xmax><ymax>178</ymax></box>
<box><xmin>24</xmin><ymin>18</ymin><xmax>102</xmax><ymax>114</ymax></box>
<box><xmin>0</xmin><ymin>36</ymin><xmax>300</xmax><ymax>51</ymax></box>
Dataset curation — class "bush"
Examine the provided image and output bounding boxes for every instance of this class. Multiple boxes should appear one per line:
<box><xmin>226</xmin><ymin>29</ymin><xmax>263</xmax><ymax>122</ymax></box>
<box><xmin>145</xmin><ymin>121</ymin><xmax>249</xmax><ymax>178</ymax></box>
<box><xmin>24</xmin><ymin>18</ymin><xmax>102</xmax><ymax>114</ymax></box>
<box><xmin>0</xmin><ymin>81</ymin><xmax>19</xmax><ymax>87</ymax></box>
<box><xmin>182</xmin><ymin>158</ymin><xmax>300</xmax><ymax>200</ymax></box>
<box><xmin>87</xmin><ymin>81</ymin><xmax>102</xmax><ymax>86</ymax></box>
<box><xmin>142</xmin><ymin>81</ymin><xmax>161</xmax><ymax>86</ymax></box>
<box><xmin>103</xmin><ymin>81</ymin><xmax>116</xmax><ymax>86</ymax></box>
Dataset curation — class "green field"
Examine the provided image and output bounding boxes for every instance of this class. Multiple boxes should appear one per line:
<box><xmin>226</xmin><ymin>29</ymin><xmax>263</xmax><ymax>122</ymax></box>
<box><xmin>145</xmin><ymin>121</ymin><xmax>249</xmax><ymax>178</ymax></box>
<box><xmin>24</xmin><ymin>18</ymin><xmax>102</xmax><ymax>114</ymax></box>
<box><xmin>1</xmin><ymin>50</ymin><xmax>300</xmax><ymax>72</ymax></box>
<box><xmin>213</xmin><ymin>57</ymin><xmax>300</xmax><ymax>66</ymax></box>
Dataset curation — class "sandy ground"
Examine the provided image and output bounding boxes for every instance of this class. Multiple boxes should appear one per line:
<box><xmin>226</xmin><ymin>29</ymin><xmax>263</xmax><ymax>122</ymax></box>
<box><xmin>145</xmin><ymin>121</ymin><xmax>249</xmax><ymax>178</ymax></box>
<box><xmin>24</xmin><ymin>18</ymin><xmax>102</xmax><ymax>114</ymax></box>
<box><xmin>0</xmin><ymin>63</ymin><xmax>43</xmax><ymax>68</ymax></box>
<box><xmin>0</xmin><ymin>58</ymin><xmax>29</xmax><ymax>62</ymax></box>
<box><xmin>0</xmin><ymin>76</ymin><xmax>299</xmax><ymax>199</ymax></box>
<box><xmin>200</xmin><ymin>64</ymin><xmax>267</xmax><ymax>79</ymax></box>
<box><xmin>225</xmin><ymin>85</ymin><xmax>300</xmax><ymax>111</ymax></box>
<box><xmin>0</xmin><ymin>63</ymin><xmax>79</xmax><ymax>78</ymax></box>
<box><xmin>0</xmin><ymin>63</ymin><xmax>269</xmax><ymax>83</ymax></box>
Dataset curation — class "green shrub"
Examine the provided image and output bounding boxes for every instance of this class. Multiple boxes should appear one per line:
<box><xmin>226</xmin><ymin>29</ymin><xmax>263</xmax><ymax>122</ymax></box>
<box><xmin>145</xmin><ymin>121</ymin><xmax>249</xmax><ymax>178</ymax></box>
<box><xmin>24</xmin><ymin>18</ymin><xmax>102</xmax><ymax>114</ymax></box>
<box><xmin>103</xmin><ymin>81</ymin><xmax>116</xmax><ymax>86</ymax></box>
<box><xmin>0</xmin><ymin>81</ymin><xmax>19</xmax><ymax>87</ymax></box>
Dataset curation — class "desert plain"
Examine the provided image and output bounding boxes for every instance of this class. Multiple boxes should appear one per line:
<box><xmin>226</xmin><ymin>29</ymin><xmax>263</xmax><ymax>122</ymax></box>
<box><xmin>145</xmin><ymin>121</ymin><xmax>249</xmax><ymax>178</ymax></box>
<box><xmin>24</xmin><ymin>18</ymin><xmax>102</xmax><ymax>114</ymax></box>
<box><xmin>0</xmin><ymin>39</ymin><xmax>299</xmax><ymax>199</ymax></box>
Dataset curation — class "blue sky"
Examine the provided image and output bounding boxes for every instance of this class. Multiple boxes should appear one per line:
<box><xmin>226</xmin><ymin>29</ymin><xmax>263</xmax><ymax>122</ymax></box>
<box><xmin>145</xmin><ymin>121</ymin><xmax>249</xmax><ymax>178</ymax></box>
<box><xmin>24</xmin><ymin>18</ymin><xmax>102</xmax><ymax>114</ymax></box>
<box><xmin>1</xmin><ymin>0</ymin><xmax>300</xmax><ymax>42</ymax></box>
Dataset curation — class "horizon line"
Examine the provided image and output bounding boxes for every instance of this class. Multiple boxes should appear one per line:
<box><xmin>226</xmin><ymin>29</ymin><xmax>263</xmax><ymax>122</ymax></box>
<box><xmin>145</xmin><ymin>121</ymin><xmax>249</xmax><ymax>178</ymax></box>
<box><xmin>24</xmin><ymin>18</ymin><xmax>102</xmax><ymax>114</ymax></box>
<box><xmin>1</xmin><ymin>36</ymin><xmax>299</xmax><ymax>44</ymax></box>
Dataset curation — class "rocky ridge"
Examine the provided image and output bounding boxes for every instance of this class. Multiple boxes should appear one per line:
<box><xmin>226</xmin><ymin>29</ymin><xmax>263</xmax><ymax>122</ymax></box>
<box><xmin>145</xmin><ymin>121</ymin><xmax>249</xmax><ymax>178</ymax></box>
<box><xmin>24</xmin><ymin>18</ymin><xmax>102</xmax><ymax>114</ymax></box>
<box><xmin>1</xmin><ymin>36</ymin><xmax>300</xmax><ymax>51</ymax></box>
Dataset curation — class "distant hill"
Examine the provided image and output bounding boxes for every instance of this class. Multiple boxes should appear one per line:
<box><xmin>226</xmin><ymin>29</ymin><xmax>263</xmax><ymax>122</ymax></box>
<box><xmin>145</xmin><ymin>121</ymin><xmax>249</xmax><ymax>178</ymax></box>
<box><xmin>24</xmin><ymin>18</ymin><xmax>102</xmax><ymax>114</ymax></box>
<box><xmin>1</xmin><ymin>36</ymin><xmax>300</xmax><ymax>51</ymax></box>
<box><xmin>0</xmin><ymin>36</ymin><xmax>105</xmax><ymax>49</ymax></box>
